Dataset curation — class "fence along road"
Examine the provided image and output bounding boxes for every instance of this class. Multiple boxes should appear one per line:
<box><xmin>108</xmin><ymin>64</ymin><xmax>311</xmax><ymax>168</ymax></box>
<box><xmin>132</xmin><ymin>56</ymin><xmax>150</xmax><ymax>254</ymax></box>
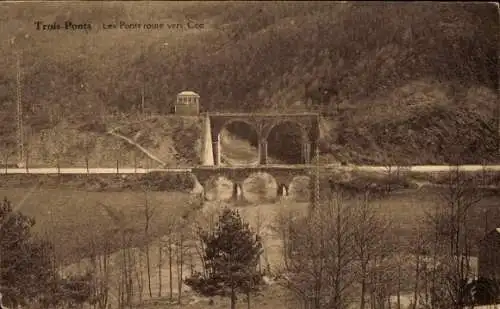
<box><xmin>1</xmin><ymin>165</ymin><xmax>500</xmax><ymax>174</ymax></box>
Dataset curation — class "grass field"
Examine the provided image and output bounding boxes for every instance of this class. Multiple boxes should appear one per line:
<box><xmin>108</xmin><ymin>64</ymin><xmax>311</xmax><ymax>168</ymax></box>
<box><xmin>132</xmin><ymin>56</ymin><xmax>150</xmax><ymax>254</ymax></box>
<box><xmin>0</xmin><ymin>187</ymin><xmax>197</xmax><ymax>263</ymax></box>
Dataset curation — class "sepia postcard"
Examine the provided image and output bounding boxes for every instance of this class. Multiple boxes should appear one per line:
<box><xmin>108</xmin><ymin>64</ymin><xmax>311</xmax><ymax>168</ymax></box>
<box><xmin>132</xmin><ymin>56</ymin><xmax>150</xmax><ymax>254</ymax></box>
<box><xmin>0</xmin><ymin>2</ymin><xmax>498</xmax><ymax>309</ymax></box>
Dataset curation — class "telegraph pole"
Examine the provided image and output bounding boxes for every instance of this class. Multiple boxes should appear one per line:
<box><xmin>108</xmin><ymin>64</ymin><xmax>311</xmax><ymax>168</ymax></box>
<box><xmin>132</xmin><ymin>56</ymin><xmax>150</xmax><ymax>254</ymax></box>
<box><xmin>314</xmin><ymin>114</ymin><xmax>320</xmax><ymax>208</ymax></box>
<box><xmin>141</xmin><ymin>84</ymin><xmax>145</xmax><ymax>115</ymax></box>
<box><xmin>497</xmin><ymin>84</ymin><xmax>500</xmax><ymax>155</ymax></box>
<box><xmin>16</xmin><ymin>52</ymin><xmax>24</xmax><ymax>165</ymax></box>
<box><xmin>310</xmin><ymin>114</ymin><xmax>321</xmax><ymax>210</ymax></box>
<box><xmin>314</xmin><ymin>144</ymin><xmax>320</xmax><ymax>208</ymax></box>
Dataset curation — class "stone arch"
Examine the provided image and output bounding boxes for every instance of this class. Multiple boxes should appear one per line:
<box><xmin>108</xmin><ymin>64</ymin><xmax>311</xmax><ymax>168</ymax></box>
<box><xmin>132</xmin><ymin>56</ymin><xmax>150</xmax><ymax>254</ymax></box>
<box><xmin>263</xmin><ymin>119</ymin><xmax>309</xmax><ymax>142</ymax></box>
<box><xmin>216</xmin><ymin>119</ymin><xmax>261</xmax><ymax>166</ymax></box>
<box><xmin>264</xmin><ymin>120</ymin><xmax>311</xmax><ymax>164</ymax></box>
<box><xmin>288</xmin><ymin>175</ymin><xmax>311</xmax><ymax>202</ymax></box>
<box><xmin>241</xmin><ymin>172</ymin><xmax>278</xmax><ymax>203</ymax></box>
<box><xmin>203</xmin><ymin>175</ymin><xmax>234</xmax><ymax>201</ymax></box>
<box><xmin>214</xmin><ymin>118</ymin><xmax>261</xmax><ymax>141</ymax></box>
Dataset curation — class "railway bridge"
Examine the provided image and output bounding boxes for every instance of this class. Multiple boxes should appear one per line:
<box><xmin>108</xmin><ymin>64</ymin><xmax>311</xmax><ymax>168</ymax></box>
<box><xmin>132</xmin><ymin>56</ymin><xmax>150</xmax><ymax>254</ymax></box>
<box><xmin>203</xmin><ymin>112</ymin><xmax>320</xmax><ymax>166</ymax></box>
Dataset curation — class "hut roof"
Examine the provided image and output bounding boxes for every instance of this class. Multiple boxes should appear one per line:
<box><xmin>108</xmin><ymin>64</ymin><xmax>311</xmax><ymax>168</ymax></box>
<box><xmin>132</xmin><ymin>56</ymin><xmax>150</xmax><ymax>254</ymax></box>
<box><xmin>177</xmin><ymin>91</ymin><xmax>199</xmax><ymax>97</ymax></box>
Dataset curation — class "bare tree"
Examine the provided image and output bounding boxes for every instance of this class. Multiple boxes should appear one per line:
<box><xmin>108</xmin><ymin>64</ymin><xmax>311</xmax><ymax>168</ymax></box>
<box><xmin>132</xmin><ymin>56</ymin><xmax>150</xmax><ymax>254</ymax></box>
<box><xmin>99</xmin><ymin>202</ymin><xmax>137</xmax><ymax>308</ymax></box>
<box><xmin>351</xmin><ymin>189</ymin><xmax>391</xmax><ymax>309</ymax></box>
<box><xmin>142</xmin><ymin>188</ymin><xmax>156</xmax><ymax>298</ymax></box>
<box><xmin>410</xmin><ymin>224</ymin><xmax>426</xmax><ymax>309</ymax></box>
<box><xmin>254</xmin><ymin>207</ymin><xmax>265</xmax><ymax>275</ymax></box>
<box><xmin>425</xmin><ymin>165</ymin><xmax>483</xmax><ymax>309</ymax></box>
<box><xmin>167</xmin><ymin>235</ymin><xmax>174</xmax><ymax>300</ymax></box>
<box><xmin>48</xmin><ymin>126</ymin><xmax>64</xmax><ymax>173</ymax></box>
<box><xmin>368</xmin><ymin>254</ymin><xmax>396</xmax><ymax>309</ymax></box>
<box><xmin>157</xmin><ymin>237</ymin><xmax>163</xmax><ymax>298</ymax></box>
<box><xmin>157</xmin><ymin>213</ymin><xmax>185</xmax><ymax>299</ymax></box>
<box><xmin>3</xmin><ymin>143</ymin><xmax>9</xmax><ymax>175</ymax></box>
<box><xmin>89</xmin><ymin>229</ymin><xmax>112</xmax><ymax>309</ymax></box>
<box><xmin>130</xmin><ymin>247</ymin><xmax>144</xmax><ymax>305</ymax></box>
<box><xmin>163</xmin><ymin>218</ymin><xmax>178</xmax><ymax>301</ymax></box>
<box><xmin>271</xmin><ymin>206</ymin><xmax>300</xmax><ymax>271</ymax></box>
<box><xmin>84</xmin><ymin>135</ymin><xmax>90</xmax><ymax>174</ymax></box>
<box><xmin>176</xmin><ymin>219</ymin><xmax>187</xmax><ymax>304</ymax></box>
<box><xmin>394</xmin><ymin>250</ymin><xmax>405</xmax><ymax>309</ymax></box>
<box><xmin>279</xmin><ymin>189</ymin><xmax>357</xmax><ymax>309</ymax></box>
<box><xmin>117</xmin><ymin>230</ymin><xmax>135</xmax><ymax>308</ymax></box>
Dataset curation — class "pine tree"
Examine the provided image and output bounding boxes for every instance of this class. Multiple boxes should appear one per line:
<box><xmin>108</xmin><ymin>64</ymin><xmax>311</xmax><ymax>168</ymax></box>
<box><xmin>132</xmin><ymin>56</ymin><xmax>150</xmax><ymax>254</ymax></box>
<box><xmin>0</xmin><ymin>197</ymin><xmax>49</xmax><ymax>306</ymax></box>
<box><xmin>185</xmin><ymin>208</ymin><xmax>263</xmax><ymax>309</ymax></box>
<box><xmin>0</xmin><ymin>197</ymin><xmax>93</xmax><ymax>308</ymax></box>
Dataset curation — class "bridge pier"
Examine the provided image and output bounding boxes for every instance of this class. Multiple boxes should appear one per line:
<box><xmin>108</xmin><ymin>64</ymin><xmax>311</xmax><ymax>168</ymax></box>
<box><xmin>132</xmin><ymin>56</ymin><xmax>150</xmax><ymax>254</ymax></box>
<box><xmin>276</xmin><ymin>184</ymin><xmax>290</xmax><ymax>199</ymax></box>
<box><xmin>232</xmin><ymin>182</ymin><xmax>245</xmax><ymax>201</ymax></box>
<box><xmin>259</xmin><ymin>141</ymin><xmax>268</xmax><ymax>165</ymax></box>
<box><xmin>302</xmin><ymin>142</ymin><xmax>311</xmax><ymax>164</ymax></box>
<box><xmin>212</xmin><ymin>138</ymin><xmax>221</xmax><ymax>166</ymax></box>
<box><xmin>197</xmin><ymin>188</ymin><xmax>206</xmax><ymax>204</ymax></box>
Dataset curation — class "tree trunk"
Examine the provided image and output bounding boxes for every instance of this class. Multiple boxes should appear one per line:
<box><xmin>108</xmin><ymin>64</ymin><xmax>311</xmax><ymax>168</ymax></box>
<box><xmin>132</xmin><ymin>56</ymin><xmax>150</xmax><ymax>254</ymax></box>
<box><xmin>231</xmin><ymin>286</ymin><xmax>237</xmax><ymax>309</ymax></box>
<box><xmin>144</xmin><ymin>192</ymin><xmax>153</xmax><ymax>298</ymax></box>
<box><xmin>127</xmin><ymin>247</ymin><xmax>134</xmax><ymax>308</ymax></box>
<box><xmin>247</xmin><ymin>270</ymin><xmax>252</xmax><ymax>309</ymax></box>
<box><xmin>360</xmin><ymin>260</ymin><xmax>367</xmax><ymax>309</ymax></box>
<box><xmin>139</xmin><ymin>260</ymin><xmax>145</xmax><ymax>305</ymax></box>
<box><xmin>121</xmin><ymin>234</ymin><xmax>127</xmax><ymax>308</ymax></box>
<box><xmin>189</xmin><ymin>252</ymin><xmax>194</xmax><ymax>276</ymax></box>
<box><xmin>102</xmin><ymin>242</ymin><xmax>111</xmax><ymax>309</ymax></box>
<box><xmin>177</xmin><ymin>234</ymin><xmax>184</xmax><ymax>304</ymax></box>
<box><xmin>146</xmin><ymin>244</ymin><xmax>152</xmax><ymax>297</ymax></box>
<box><xmin>169</xmin><ymin>238</ymin><xmax>173</xmax><ymax>300</ymax></box>
<box><xmin>135</xmin><ymin>251</ymin><xmax>143</xmax><ymax>305</ymax></box>
<box><xmin>413</xmin><ymin>253</ymin><xmax>420</xmax><ymax>309</ymax></box>
<box><xmin>158</xmin><ymin>244</ymin><xmax>162</xmax><ymax>297</ymax></box>
<box><xmin>117</xmin><ymin>274</ymin><xmax>122</xmax><ymax>309</ymax></box>
<box><xmin>397</xmin><ymin>261</ymin><xmax>401</xmax><ymax>309</ymax></box>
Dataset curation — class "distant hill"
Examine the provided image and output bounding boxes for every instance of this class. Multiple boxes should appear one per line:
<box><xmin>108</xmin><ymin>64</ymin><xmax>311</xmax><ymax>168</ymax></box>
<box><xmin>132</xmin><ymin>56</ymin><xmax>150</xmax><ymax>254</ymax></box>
<box><xmin>0</xmin><ymin>2</ymin><xmax>497</xmax><ymax>165</ymax></box>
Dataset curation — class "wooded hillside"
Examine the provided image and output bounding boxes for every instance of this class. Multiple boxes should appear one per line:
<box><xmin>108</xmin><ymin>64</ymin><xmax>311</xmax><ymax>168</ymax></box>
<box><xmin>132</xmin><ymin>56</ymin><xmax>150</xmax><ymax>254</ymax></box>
<box><xmin>0</xmin><ymin>2</ymin><xmax>497</xmax><ymax>165</ymax></box>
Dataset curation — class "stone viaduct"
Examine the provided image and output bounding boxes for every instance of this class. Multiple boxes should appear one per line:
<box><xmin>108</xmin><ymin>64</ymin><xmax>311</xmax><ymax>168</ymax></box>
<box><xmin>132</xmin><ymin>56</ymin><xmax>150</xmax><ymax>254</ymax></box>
<box><xmin>191</xmin><ymin>112</ymin><xmax>321</xmax><ymax>202</ymax></box>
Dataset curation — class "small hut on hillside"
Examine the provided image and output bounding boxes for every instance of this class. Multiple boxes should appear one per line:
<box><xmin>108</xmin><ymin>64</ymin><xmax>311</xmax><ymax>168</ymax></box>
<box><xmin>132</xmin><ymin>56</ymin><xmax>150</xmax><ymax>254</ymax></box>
<box><xmin>175</xmin><ymin>90</ymin><xmax>200</xmax><ymax>115</ymax></box>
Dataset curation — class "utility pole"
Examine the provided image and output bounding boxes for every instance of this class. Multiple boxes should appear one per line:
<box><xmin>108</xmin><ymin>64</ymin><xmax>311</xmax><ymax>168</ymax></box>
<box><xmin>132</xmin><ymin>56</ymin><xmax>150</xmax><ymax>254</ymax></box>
<box><xmin>16</xmin><ymin>52</ymin><xmax>24</xmax><ymax>165</ymax></box>
<box><xmin>141</xmin><ymin>84</ymin><xmax>145</xmax><ymax>116</ymax></box>
<box><xmin>141</xmin><ymin>42</ymin><xmax>146</xmax><ymax>117</ymax></box>
<box><xmin>310</xmin><ymin>114</ymin><xmax>321</xmax><ymax>210</ymax></box>
<box><xmin>497</xmin><ymin>85</ymin><xmax>500</xmax><ymax>155</ymax></box>
<box><xmin>314</xmin><ymin>118</ymin><xmax>320</xmax><ymax>209</ymax></box>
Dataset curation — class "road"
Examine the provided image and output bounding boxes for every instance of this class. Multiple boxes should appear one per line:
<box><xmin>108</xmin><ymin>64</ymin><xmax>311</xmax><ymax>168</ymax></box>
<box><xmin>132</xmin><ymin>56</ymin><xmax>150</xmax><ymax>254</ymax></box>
<box><xmin>0</xmin><ymin>167</ymin><xmax>192</xmax><ymax>174</ymax></box>
<box><xmin>0</xmin><ymin>165</ymin><xmax>500</xmax><ymax>174</ymax></box>
<box><xmin>339</xmin><ymin>164</ymin><xmax>500</xmax><ymax>172</ymax></box>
